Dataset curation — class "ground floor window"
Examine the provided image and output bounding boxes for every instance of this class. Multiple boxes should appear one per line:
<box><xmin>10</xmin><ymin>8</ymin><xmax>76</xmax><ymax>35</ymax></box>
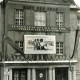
<box><xmin>55</xmin><ymin>68</ymin><xmax>68</xmax><ymax>80</ymax></box>
<box><xmin>13</xmin><ymin>69</ymin><xmax>27</xmax><ymax>80</ymax></box>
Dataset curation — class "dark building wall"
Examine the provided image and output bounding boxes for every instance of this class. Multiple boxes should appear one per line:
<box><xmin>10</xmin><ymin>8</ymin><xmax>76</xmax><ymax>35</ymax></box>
<box><xmin>0</xmin><ymin>2</ymin><xmax>4</xmax><ymax>80</ymax></box>
<box><xmin>7</xmin><ymin>2</ymin><xmax>70</xmax><ymax>27</ymax></box>
<box><xmin>76</xmin><ymin>31</ymin><xmax>80</xmax><ymax>80</ymax></box>
<box><xmin>0</xmin><ymin>1</ymin><xmax>77</xmax><ymax>80</ymax></box>
<box><xmin>3</xmin><ymin>0</ymin><xmax>77</xmax><ymax>61</ymax></box>
<box><xmin>0</xmin><ymin>3</ymin><xmax>4</xmax><ymax>60</ymax></box>
<box><xmin>70</xmin><ymin>9</ymin><xmax>78</xmax><ymax>58</ymax></box>
<box><xmin>6</xmin><ymin>2</ymin><xmax>71</xmax><ymax>59</ymax></box>
<box><xmin>70</xmin><ymin>7</ymin><xmax>80</xmax><ymax>80</ymax></box>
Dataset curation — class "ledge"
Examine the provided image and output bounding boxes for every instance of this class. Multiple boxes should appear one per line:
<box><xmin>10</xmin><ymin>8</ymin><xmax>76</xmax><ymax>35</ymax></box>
<box><xmin>8</xmin><ymin>25</ymin><xmax>70</xmax><ymax>33</ymax></box>
<box><xmin>3</xmin><ymin>60</ymin><xmax>77</xmax><ymax>63</ymax></box>
<box><xmin>0</xmin><ymin>60</ymin><xmax>77</xmax><ymax>67</ymax></box>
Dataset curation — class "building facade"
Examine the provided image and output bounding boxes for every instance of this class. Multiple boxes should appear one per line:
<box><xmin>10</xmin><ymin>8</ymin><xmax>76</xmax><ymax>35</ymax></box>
<box><xmin>0</xmin><ymin>0</ymin><xmax>78</xmax><ymax>80</ymax></box>
<box><xmin>70</xmin><ymin>4</ymin><xmax>80</xmax><ymax>80</ymax></box>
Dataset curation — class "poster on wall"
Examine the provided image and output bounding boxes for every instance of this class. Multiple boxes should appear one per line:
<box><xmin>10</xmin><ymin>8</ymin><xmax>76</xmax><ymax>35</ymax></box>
<box><xmin>24</xmin><ymin>35</ymin><xmax>56</xmax><ymax>54</ymax></box>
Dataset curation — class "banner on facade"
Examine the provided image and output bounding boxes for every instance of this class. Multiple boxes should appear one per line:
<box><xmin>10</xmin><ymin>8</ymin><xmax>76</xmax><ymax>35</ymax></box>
<box><xmin>24</xmin><ymin>35</ymin><xmax>56</xmax><ymax>54</ymax></box>
<box><xmin>5</xmin><ymin>37</ymin><xmax>27</xmax><ymax>60</ymax></box>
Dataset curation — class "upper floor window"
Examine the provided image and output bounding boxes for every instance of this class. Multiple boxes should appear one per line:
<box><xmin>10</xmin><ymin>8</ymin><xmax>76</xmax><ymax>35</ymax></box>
<box><xmin>56</xmin><ymin>42</ymin><xmax>64</xmax><ymax>55</ymax></box>
<box><xmin>56</xmin><ymin>12</ymin><xmax>64</xmax><ymax>27</ymax></box>
<box><xmin>15</xmin><ymin>41</ymin><xmax>24</xmax><ymax>53</ymax></box>
<box><xmin>15</xmin><ymin>9</ymin><xmax>24</xmax><ymax>25</ymax></box>
<box><xmin>34</xmin><ymin>12</ymin><xmax>46</xmax><ymax>26</ymax></box>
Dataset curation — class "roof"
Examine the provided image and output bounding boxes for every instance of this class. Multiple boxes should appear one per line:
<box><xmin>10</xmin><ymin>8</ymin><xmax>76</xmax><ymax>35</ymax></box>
<box><xmin>3</xmin><ymin>0</ymin><xmax>75</xmax><ymax>4</ymax></box>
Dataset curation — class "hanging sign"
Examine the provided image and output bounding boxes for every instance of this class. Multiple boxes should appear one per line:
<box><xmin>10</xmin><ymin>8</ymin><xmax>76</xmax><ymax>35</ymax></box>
<box><xmin>24</xmin><ymin>35</ymin><xmax>56</xmax><ymax>54</ymax></box>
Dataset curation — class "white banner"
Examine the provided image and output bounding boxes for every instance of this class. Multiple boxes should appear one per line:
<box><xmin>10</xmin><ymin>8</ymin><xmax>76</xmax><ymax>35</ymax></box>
<box><xmin>24</xmin><ymin>35</ymin><xmax>56</xmax><ymax>54</ymax></box>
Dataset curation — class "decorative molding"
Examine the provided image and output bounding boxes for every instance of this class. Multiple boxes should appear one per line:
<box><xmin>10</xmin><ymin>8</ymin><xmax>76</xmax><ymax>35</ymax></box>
<box><xmin>23</xmin><ymin>5</ymin><xmax>58</xmax><ymax>11</ymax></box>
<box><xmin>8</xmin><ymin>25</ymin><xmax>70</xmax><ymax>32</ymax></box>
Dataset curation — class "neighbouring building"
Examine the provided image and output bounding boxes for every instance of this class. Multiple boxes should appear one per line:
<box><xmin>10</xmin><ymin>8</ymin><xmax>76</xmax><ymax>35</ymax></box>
<box><xmin>70</xmin><ymin>4</ymin><xmax>80</xmax><ymax>80</ymax></box>
<box><xmin>0</xmin><ymin>0</ymin><xmax>79</xmax><ymax>80</ymax></box>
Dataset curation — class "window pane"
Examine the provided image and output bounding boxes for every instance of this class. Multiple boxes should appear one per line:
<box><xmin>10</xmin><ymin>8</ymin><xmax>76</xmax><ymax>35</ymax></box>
<box><xmin>21</xmin><ymin>71</ymin><xmax>26</xmax><ymax>80</ymax></box>
<box><xmin>56</xmin><ymin>42</ymin><xmax>64</xmax><ymax>54</ymax></box>
<box><xmin>15</xmin><ymin>41</ymin><xmax>24</xmax><ymax>53</ymax></box>
<box><xmin>56</xmin><ymin>12</ymin><xmax>64</xmax><ymax>27</ymax></box>
<box><xmin>34</xmin><ymin>12</ymin><xmax>46</xmax><ymax>26</ymax></box>
<box><xmin>13</xmin><ymin>70</ymin><xmax>19</xmax><ymax>80</ymax></box>
<box><xmin>13</xmin><ymin>69</ymin><xmax>27</xmax><ymax>80</ymax></box>
<box><xmin>15</xmin><ymin>9</ymin><xmax>24</xmax><ymax>25</ymax></box>
<box><xmin>56</xmin><ymin>49</ymin><xmax>59</xmax><ymax>54</ymax></box>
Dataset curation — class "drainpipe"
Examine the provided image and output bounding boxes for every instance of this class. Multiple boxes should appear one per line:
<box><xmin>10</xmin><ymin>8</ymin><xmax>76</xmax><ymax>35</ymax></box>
<box><xmin>70</xmin><ymin>28</ymin><xmax>79</xmax><ymax>59</ymax></box>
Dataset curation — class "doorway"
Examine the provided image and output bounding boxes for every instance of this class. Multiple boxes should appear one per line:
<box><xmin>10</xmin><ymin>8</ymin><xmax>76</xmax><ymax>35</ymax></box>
<box><xmin>55</xmin><ymin>68</ymin><xmax>68</xmax><ymax>80</ymax></box>
<box><xmin>13</xmin><ymin>69</ymin><xmax>27</xmax><ymax>80</ymax></box>
<box><xmin>36</xmin><ymin>69</ymin><xmax>47</xmax><ymax>80</ymax></box>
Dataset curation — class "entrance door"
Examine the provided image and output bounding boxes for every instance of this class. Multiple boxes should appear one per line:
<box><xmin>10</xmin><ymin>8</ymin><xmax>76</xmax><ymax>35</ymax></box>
<box><xmin>55</xmin><ymin>68</ymin><xmax>68</xmax><ymax>80</ymax></box>
<box><xmin>36</xmin><ymin>69</ymin><xmax>46</xmax><ymax>80</ymax></box>
<box><xmin>13</xmin><ymin>69</ymin><xmax>27</xmax><ymax>80</ymax></box>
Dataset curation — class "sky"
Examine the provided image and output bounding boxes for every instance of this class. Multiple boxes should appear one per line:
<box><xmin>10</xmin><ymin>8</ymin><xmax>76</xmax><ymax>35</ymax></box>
<box><xmin>74</xmin><ymin>0</ymin><xmax>80</xmax><ymax>7</ymax></box>
<box><xmin>0</xmin><ymin>0</ymin><xmax>3</xmax><ymax>2</ymax></box>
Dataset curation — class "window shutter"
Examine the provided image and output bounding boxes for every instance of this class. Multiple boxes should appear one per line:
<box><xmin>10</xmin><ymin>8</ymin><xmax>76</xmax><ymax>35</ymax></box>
<box><xmin>30</xmin><ymin>10</ymin><xmax>34</xmax><ymax>25</ymax></box>
<box><xmin>8</xmin><ymin>8</ymin><xmax>15</xmax><ymax>25</ymax></box>
<box><xmin>46</xmin><ymin>11</ymin><xmax>50</xmax><ymax>26</ymax></box>
<box><xmin>25</xmin><ymin>10</ymin><xmax>31</xmax><ymax>25</ymax></box>
<box><xmin>64</xmin><ymin>8</ymin><xmax>70</xmax><ymax>28</ymax></box>
<box><xmin>49</xmin><ymin>11</ymin><xmax>56</xmax><ymax>27</ymax></box>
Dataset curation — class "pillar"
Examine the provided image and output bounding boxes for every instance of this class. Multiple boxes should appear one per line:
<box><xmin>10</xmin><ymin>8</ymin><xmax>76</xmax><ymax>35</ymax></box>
<box><xmin>4</xmin><ymin>68</ymin><xmax>9</xmax><ymax>80</ymax></box>
<box><xmin>9</xmin><ymin>69</ymin><xmax>12</xmax><ymax>80</ymax></box>
<box><xmin>73</xmin><ymin>67</ymin><xmax>76</xmax><ymax>80</ymax></box>
<box><xmin>52</xmin><ymin>68</ymin><xmax>55</xmax><ymax>80</ymax></box>
<box><xmin>68</xmin><ymin>68</ymin><xmax>72</xmax><ymax>80</ymax></box>
<box><xmin>32</xmin><ymin>68</ymin><xmax>36</xmax><ymax>80</ymax></box>
<box><xmin>49</xmin><ymin>67</ymin><xmax>52</xmax><ymax>80</ymax></box>
<box><xmin>27</xmin><ymin>69</ymin><xmax>31</xmax><ymax>80</ymax></box>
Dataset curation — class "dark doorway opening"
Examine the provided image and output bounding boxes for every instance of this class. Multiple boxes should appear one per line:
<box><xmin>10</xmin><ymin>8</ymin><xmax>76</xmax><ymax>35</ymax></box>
<box><xmin>55</xmin><ymin>68</ymin><xmax>68</xmax><ymax>80</ymax></box>
<box><xmin>36</xmin><ymin>69</ymin><xmax>47</xmax><ymax>80</ymax></box>
<box><xmin>13</xmin><ymin>69</ymin><xmax>27</xmax><ymax>80</ymax></box>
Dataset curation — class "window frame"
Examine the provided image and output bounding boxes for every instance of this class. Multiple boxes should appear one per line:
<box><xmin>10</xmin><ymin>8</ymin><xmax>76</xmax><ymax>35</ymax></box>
<box><xmin>56</xmin><ymin>42</ymin><xmax>64</xmax><ymax>55</ymax></box>
<box><xmin>13</xmin><ymin>69</ymin><xmax>27</xmax><ymax>80</ymax></box>
<box><xmin>34</xmin><ymin>11</ymin><xmax>46</xmax><ymax>26</ymax></box>
<box><xmin>15</xmin><ymin>9</ymin><xmax>24</xmax><ymax>25</ymax></box>
<box><xmin>56</xmin><ymin>12</ymin><xmax>64</xmax><ymax>28</ymax></box>
<box><xmin>15</xmin><ymin>41</ymin><xmax>24</xmax><ymax>53</ymax></box>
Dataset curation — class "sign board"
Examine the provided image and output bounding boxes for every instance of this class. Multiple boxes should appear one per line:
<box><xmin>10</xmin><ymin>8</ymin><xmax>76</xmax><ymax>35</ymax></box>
<box><xmin>24</xmin><ymin>35</ymin><xmax>56</xmax><ymax>54</ymax></box>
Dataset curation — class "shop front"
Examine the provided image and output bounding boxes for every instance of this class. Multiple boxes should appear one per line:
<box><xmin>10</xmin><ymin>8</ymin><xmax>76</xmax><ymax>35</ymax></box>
<box><xmin>1</xmin><ymin>61</ymin><xmax>77</xmax><ymax>80</ymax></box>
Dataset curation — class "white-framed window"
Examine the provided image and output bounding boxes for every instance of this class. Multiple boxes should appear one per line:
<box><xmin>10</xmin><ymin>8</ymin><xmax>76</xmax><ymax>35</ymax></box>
<box><xmin>56</xmin><ymin>42</ymin><xmax>64</xmax><ymax>54</ymax></box>
<box><xmin>34</xmin><ymin>12</ymin><xmax>46</xmax><ymax>26</ymax></box>
<box><xmin>15</xmin><ymin>9</ymin><xmax>24</xmax><ymax>25</ymax></box>
<box><xmin>15</xmin><ymin>41</ymin><xmax>24</xmax><ymax>53</ymax></box>
<box><xmin>56</xmin><ymin>12</ymin><xmax>64</xmax><ymax>27</ymax></box>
